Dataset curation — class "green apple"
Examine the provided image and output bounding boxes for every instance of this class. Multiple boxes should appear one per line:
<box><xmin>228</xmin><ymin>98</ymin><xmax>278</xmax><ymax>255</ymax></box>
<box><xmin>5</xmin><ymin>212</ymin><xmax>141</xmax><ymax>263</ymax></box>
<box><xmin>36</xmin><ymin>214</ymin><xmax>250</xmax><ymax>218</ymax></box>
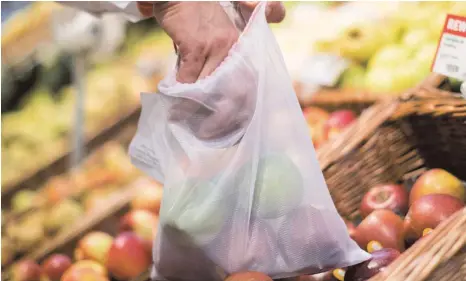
<box><xmin>429</xmin><ymin>13</ymin><xmax>448</xmax><ymax>41</ymax></box>
<box><xmin>254</xmin><ymin>153</ymin><xmax>304</xmax><ymax>219</ymax></box>
<box><xmin>401</xmin><ymin>28</ymin><xmax>435</xmax><ymax>51</ymax></box>
<box><xmin>391</xmin><ymin>60</ymin><xmax>427</xmax><ymax>92</ymax></box>
<box><xmin>337</xmin><ymin>22</ymin><xmax>386</xmax><ymax>62</ymax></box>
<box><xmin>413</xmin><ymin>42</ymin><xmax>438</xmax><ymax>74</ymax></box>
<box><xmin>364</xmin><ymin>67</ymin><xmax>398</xmax><ymax>94</ymax></box>
<box><xmin>340</xmin><ymin>64</ymin><xmax>366</xmax><ymax>90</ymax></box>
<box><xmin>161</xmin><ymin>179</ymin><xmax>227</xmax><ymax>245</ymax></box>
<box><xmin>367</xmin><ymin>44</ymin><xmax>413</xmax><ymax>71</ymax></box>
<box><xmin>11</xmin><ymin>190</ymin><xmax>39</xmax><ymax>213</ymax></box>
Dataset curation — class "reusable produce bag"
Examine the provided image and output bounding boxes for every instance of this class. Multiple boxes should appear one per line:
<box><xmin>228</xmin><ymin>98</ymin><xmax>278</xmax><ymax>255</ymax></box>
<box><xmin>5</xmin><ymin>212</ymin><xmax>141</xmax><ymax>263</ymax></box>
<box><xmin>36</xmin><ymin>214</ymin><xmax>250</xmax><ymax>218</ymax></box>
<box><xmin>129</xmin><ymin>3</ymin><xmax>370</xmax><ymax>281</ymax></box>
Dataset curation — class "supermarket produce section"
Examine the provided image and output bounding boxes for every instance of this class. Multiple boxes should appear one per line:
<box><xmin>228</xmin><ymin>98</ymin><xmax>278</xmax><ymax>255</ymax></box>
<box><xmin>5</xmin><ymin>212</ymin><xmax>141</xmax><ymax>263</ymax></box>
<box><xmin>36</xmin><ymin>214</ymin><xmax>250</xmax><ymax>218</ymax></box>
<box><xmin>1</xmin><ymin>2</ymin><xmax>465</xmax><ymax>281</ymax></box>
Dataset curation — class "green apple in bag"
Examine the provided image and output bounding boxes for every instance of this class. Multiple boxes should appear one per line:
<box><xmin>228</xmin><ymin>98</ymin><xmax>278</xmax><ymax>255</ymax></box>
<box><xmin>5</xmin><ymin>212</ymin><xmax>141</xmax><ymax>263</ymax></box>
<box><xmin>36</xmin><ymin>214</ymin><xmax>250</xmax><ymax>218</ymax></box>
<box><xmin>161</xmin><ymin>179</ymin><xmax>227</xmax><ymax>246</ymax></box>
<box><xmin>254</xmin><ymin>153</ymin><xmax>304</xmax><ymax>219</ymax></box>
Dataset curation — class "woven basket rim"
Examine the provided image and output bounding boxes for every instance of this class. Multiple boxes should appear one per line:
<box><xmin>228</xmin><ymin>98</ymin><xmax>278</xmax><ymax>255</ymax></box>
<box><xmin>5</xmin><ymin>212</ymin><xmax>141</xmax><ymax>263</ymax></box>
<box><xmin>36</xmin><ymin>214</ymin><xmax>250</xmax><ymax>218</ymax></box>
<box><xmin>317</xmin><ymin>73</ymin><xmax>465</xmax><ymax>170</ymax></box>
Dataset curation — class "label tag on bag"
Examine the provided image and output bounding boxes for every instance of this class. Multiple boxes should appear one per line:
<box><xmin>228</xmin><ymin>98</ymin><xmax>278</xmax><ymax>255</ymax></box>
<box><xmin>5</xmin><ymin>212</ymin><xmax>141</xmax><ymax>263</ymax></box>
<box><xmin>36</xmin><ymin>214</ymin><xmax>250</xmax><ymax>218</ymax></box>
<box><xmin>432</xmin><ymin>14</ymin><xmax>466</xmax><ymax>81</ymax></box>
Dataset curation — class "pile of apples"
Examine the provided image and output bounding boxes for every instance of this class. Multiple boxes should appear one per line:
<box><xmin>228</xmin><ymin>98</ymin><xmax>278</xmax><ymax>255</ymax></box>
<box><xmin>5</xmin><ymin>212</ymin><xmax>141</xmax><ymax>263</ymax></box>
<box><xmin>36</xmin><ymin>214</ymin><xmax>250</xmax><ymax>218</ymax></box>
<box><xmin>2</xmin><ymin>143</ymin><xmax>142</xmax><ymax>267</ymax></box>
<box><xmin>307</xmin><ymin>168</ymin><xmax>465</xmax><ymax>281</ymax></box>
<box><xmin>6</xmin><ymin>180</ymin><xmax>163</xmax><ymax>281</ymax></box>
<box><xmin>322</xmin><ymin>2</ymin><xmax>466</xmax><ymax>94</ymax></box>
<box><xmin>302</xmin><ymin>106</ymin><xmax>357</xmax><ymax>149</ymax></box>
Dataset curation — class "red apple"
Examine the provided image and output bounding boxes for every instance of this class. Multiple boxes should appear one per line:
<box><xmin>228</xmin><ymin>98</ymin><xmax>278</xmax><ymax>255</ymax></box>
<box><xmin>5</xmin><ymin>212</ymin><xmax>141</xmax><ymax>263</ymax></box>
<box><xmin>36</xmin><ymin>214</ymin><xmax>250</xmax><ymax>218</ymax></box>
<box><xmin>225</xmin><ymin>272</ymin><xmax>273</xmax><ymax>281</ymax></box>
<box><xmin>106</xmin><ymin>232</ymin><xmax>151</xmax><ymax>280</ymax></box>
<box><xmin>410</xmin><ymin>169</ymin><xmax>465</xmax><ymax>205</ymax></box>
<box><xmin>43</xmin><ymin>177</ymin><xmax>73</xmax><ymax>205</ymax></box>
<box><xmin>74</xmin><ymin>232</ymin><xmax>114</xmax><ymax>265</ymax></box>
<box><xmin>40</xmin><ymin>254</ymin><xmax>72</xmax><ymax>281</ymax></box>
<box><xmin>130</xmin><ymin>182</ymin><xmax>163</xmax><ymax>215</ymax></box>
<box><xmin>302</xmin><ymin>106</ymin><xmax>330</xmax><ymax>148</ymax></box>
<box><xmin>344</xmin><ymin>248</ymin><xmax>400</xmax><ymax>281</ymax></box>
<box><xmin>323</xmin><ymin>110</ymin><xmax>356</xmax><ymax>140</ymax></box>
<box><xmin>359</xmin><ymin>184</ymin><xmax>409</xmax><ymax>218</ymax></box>
<box><xmin>352</xmin><ymin>209</ymin><xmax>405</xmax><ymax>252</ymax></box>
<box><xmin>61</xmin><ymin>261</ymin><xmax>109</xmax><ymax>281</ymax></box>
<box><xmin>119</xmin><ymin>209</ymin><xmax>159</xmax><ymax>250</ymax></box>
<box><xmin>10</xmin><ymin>259</ymin><xmax>42</xmax><ymax>281</ymax></box>
<box><xmin>404</xmin><ymin>194</ymin><xmax>464</xmax><ymax>240</ymax></box>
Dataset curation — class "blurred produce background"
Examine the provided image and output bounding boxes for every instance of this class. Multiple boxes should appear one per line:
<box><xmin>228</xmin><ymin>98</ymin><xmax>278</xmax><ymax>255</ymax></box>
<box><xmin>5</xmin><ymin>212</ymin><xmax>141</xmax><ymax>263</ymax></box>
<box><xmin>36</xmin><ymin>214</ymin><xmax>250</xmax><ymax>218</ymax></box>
<box><xmin>1</xmin><ymin>1</ymin><xmax>465</xmax><ymax>281</ymax></box>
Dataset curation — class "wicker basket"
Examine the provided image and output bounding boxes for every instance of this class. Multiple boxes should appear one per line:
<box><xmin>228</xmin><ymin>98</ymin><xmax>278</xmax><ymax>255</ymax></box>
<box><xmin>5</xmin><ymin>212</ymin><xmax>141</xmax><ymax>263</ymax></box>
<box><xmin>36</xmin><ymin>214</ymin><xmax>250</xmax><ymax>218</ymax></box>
<box><xmin>316</xmin><ymin>75</ymin><xmax>466</xmax><ymax>281</ymax></box>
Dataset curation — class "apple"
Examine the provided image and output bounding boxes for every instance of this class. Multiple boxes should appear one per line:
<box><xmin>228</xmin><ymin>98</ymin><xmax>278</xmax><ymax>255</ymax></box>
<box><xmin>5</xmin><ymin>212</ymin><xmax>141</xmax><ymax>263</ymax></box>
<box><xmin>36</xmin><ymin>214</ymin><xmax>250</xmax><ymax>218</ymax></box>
<box><xmin>359</xmin><ymin>184</ymin><xmax>409</xmax><ymax>218</ymax></box>
<box><xmin>323</xmin><ymin>110</ymin><xmax>356</xmax><ymax>140</ymax></box>
<box><xmin>43</xmin><ymin>176</ymin><xmax>73</xmax><ymax>205</ymax></box>
<box><xmin>106</xmin><ymin>232</ymin><xmax>151</xmax><ymax>280</ymax></box>
<box><xmin>254</xmin><ymin>153</ymin><xmax>304</xmax><ymax>218</ymax></box>
<box><xmin>219</xmin><ymin>216</ymin><xmax>278</xmax><ymax>273</ymax></box>
<box><xmin>161</xmin><ymin>179</ymin><xmax>228</xmax><ymax>245</ymax></box>
<box><xmin>61</xmin><ymin>261</ymin><xmax>109</xmax><ymax>281</ymax></box>
<box><xmin>74</xmin><ymin>231</ymin><xmax>114</xmax><ymax>265</ymax></box>
<box><xmin>353</xmin><ymin>209</ymin><xmax>405</xmax><ymax>252</ymax></box>
<box><xmin>225</xmin><ymin>272</ymin><xmax>272</xmax><ymax>281</ymax></box>
<box><xmin>344</xmin><ymin>248</ymin><xmax>400</xmax><ymax>281</ymax></box>
<box><xmin>364</xmin><ymin>67</ymin><xmax>398</xmax><ymax>94</ymax></box>
<box><xmin>410</xmin><ymin>169</ymin><xmax>465</xmax><ymax>205</ymax></box>
<box><xmin>302</xmin><ymin>107</ymin><xmax>330</xmax><ymax>149</ymax></box>
<box><xmin>339</xmin><ymin>64</ymin><xmax>366</xmax><ymax>90</ymax></box>
<box><xmin>337</xmin><ymin>23</ymin><xmax>385</xmax><ymax>62</ymax></box>
<box><xmin>404</xmin><ymin>194</ymin><xmax>464</xmax><ymax>240</ymax></box>
<box><xmin>40</xmin><ymin>254</ymin><xmax>72</xmax><ymax>281</ymax></box>
<box><xmin>412</xmin><ymin>42</ymin><xmax>438</xmax><ymax>73</ymax></box>
<box><xmin>401</xmin><ymin>28</ymin><xmax>434</xmax><ymax>51</ymax></box>
<box><xmin>62</xmin><ymin>260</ymin><xmax>107</xmax><ymax>277</ymax></box>
<box><xmin>367</xmin><ymin>45</ymin><xmax>412</xmax><ymax>71</ymax></box>
<box><xmin>10</xmin><ymin>259</ymin><xmax>42</xmax><ymax>281</ymax></box>
<box><xmin>44</xmin><ymin>199</ymin><xmax>84</xmax><ymax>234</ymax></box>
<box><xmin>130</xmin><ymin>181</ymin><xmax>164</xmax><ymax>215</ymax></box>
<box><xmin>119</xmin><ymin>209</ymin><xmax>159</xmax><ymax>250</ymax></box>
<box><xmin>11</xmin><ymin>190</ymin><xmax>40</xmax><ymax>213</ymax></box>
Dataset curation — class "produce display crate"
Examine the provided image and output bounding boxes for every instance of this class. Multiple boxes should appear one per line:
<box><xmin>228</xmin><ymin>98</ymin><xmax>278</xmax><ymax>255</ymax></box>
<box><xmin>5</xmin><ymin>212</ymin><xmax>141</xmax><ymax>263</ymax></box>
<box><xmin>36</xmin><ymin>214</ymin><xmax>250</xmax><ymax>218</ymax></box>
<box><xmin>1</xmin><ymin>105</ymin><xmax>141</xmax><ymax>209</ymax></box>
<box><xmin>1</xmin><ymin>179</ymin><xmax>144</xmax><ymax>281</ymax></box>
<box><xmin>316</xmin><ymin>75</ymin><xmax>466</xmax><ymax>281</ymax></box>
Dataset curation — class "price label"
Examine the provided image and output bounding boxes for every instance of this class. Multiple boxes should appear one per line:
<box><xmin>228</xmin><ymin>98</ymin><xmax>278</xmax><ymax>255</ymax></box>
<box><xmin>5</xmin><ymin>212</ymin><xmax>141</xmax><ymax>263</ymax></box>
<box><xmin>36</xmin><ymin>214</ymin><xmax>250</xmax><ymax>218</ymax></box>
<box><xmin>432</xmin><ymin>14</ymin><xmax>466</xmax><ymax>81</ymax></box>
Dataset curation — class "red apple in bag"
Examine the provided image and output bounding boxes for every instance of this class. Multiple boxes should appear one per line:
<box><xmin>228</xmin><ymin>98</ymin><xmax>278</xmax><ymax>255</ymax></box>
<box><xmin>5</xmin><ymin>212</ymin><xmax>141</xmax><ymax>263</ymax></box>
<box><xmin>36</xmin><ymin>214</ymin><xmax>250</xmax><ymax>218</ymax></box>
<box><xmin>359</xmin><ymin>184</ymin><xmax>408</xmax><ymax>218</ymax></box>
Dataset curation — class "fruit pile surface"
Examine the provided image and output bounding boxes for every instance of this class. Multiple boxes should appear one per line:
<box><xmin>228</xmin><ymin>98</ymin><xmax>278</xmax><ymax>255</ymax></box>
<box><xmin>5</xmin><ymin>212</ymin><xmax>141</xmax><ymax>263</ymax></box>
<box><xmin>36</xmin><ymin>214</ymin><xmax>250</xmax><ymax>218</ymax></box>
<box><xmin>2</xmin><ymin>142</ymin><xmax>142</xmax><ymax>267</ymax></box>
<box><xmin>4</xmin><ymin>179</ymin><xmax>163</xmax><ymax>281</ymax></box>
<box><xmin>302</xmin><ymin>107</ymin><xmax>357</xmax><ymax>149</ymax></box>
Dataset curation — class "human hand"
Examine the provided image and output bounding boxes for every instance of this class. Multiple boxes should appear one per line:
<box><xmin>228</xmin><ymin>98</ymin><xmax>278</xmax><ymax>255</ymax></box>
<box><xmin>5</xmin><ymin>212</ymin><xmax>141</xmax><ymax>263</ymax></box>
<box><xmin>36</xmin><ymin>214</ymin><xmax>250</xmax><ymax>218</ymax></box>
<box><xmin>138</xmin><ymin>1</ymin><xmax>285</xmax><ymax>83</ymax></box>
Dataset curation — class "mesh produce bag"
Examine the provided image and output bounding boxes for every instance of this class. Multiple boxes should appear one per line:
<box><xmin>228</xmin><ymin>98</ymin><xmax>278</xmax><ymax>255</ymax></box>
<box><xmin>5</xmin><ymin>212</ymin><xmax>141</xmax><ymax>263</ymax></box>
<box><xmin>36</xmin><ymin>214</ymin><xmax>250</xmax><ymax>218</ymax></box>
<box><xmin>129</xmin><ymin>3</ymin><xmax>369</xmax><ymax>281</ymax></box>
